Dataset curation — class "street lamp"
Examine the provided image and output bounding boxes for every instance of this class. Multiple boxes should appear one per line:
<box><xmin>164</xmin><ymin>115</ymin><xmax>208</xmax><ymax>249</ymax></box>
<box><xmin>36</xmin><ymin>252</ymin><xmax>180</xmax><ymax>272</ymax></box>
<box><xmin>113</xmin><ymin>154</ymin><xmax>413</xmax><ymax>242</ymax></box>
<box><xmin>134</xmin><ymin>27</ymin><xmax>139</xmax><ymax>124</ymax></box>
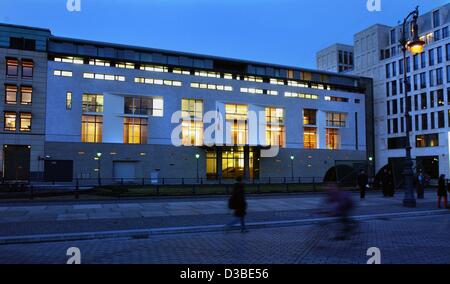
<box><xmin>400</xmin><ymin>6</ymin><xmax>425</xmax><ymax>208</ymax></box>
<box><xmin>195</xmin><ymin>154</ymin><xmax>200</xmax><ymax>182</ymax></box>
<box><xmin>95</xmin><ymin>152</ymin><xmax>102</xmax><ymax>186</ymax></box>
<box><xmin>290</xmin><ymin>155</ymin><xmax>295</xmax><ymax>180</ymax></box>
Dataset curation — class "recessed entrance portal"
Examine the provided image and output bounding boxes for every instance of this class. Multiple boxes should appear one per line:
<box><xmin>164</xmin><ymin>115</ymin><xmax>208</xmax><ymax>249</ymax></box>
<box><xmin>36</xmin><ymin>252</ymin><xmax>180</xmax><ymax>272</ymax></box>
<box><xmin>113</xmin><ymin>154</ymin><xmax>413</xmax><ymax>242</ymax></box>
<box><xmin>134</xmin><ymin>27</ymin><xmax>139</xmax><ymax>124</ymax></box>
<box><xmin>206</xmin><ymin>146</ymin><xmax>260</xmax><ymax>180</ymax></box>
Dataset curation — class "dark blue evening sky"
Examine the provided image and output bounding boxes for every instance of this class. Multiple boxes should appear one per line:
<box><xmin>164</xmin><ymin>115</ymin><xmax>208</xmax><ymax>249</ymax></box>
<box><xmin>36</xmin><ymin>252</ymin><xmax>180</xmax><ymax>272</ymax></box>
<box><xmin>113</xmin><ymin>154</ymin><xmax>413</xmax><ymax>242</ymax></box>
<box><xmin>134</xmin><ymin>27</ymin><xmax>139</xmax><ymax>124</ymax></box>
<box><xmin>0</xmin><ymin>0</ymin><xmax>445</xmax><ymax>69</ymax></box>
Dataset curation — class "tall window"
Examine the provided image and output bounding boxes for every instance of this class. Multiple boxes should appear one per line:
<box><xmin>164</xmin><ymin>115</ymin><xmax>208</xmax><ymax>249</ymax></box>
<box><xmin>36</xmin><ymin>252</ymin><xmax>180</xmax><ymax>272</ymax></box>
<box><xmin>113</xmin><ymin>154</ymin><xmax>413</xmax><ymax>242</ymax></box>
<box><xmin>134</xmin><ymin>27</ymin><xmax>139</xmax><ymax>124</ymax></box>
<box><xmin>266</xmin><ymin>107</ymin><xmax>285</xmax><ymax>147</ymax></box>
<box><xmin>437</xmin><ymin>46</ymin><xmax>443</xmax><ymax>63</ymax></box>
<box><xmin>4</xmin><ymin>112</ymin><xmax>16</xmax><ymax>131</ymax></box>
<box><xmin>81</xmin><ymin>115</ymin><xmax>103</xmax><ymax>143</ymax></box>
<box><xmin>5</xmin><ymin>85</ymin><xmax>17</xmax><ymax>104</ymax></box>
<box><xmin>429</xmin><ymin>49</ymin><xmax>435</xmax><ymax>66</ymax></box>
<box><xmin>303</xmin><ymin>109</ymin><xmax>317</xmax><ymax>125</ymax></box>
<box><xmin>433</xmin><ymin>10</ymin><xmax>440</xmax><ymax>28</ymax></box>
<box><xmin>326</xmin><ymin>128</ymin><xmax>340</xmax><ymax>150</ymax></box>
<box><xmin>326</xmin><ymin>112</ymin><xmax>347</xmax><ymax>127</ymax></box>
<box><xmin>226</xmin><ymin>104</ymin><xmax>248</xmax><ymax>146</ymax></box>
<box><xmin>20</xmin><ymin>86</ymin><xmax>32</xmax><ymax>105</ymax></box>
<box><xmin>124</xmin><ymin>117</ymin><xmax>148</xmax><ymax>144</ymax></box>
<box><xmin>124</xmin><ymin>97</ymin><xmax>163</xmax><ymax>117</ymax></box>
<box><xmin>66</xmin><ymin>92</ymin><xmax>72</xmax><ymax>110</ymax></box>
<box><xmin>21</xmin><ymin>60</ymin><xmax>34</xmax><ymax>78</ymax></box>
<box><xmin>82</xmin><ymin>94</ymin><xmax>104</xmax><ymax>113</ymax></box>
<box><xmin>19</xmin><ymin>113</ymin><xmax>31</xmax><ymax>132</ymax></box>
<box><xmin>6</xmin><ymin>58</ymin><xmax>18</xmax><ymax>76</ymax></box>
<box><xmin>181</xmin><ymin>99</ymin><xmax>203</xmax><ymax>146</ymax></box>
<box><xmin>303</xmin><ymin>127</ymin><xmax>317</xmax><ymax>149</ymax></box>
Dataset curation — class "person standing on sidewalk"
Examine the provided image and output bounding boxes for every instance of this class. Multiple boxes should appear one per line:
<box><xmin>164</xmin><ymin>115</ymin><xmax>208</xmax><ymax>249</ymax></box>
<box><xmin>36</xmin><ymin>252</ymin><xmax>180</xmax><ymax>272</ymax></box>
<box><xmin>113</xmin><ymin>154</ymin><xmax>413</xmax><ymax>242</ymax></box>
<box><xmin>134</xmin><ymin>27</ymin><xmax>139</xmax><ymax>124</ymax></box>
<box><xmin>357</xmin><ymin>170</ymin><xmax>368</xmax><ymax>200</ymax></box>
<box><xmin>416</xmin><ymin>170</ymin><xmax>425</xmax><ymax>199</ymax></box>
<box><xmin>226</xmin><ymin>176</ymin><xmax>248</xmax><ymax>233</ymax></box>
<box><xmin>437</xmin><ymin>175</ymin><xmax>448</xmax><ymax>209</ymax></box>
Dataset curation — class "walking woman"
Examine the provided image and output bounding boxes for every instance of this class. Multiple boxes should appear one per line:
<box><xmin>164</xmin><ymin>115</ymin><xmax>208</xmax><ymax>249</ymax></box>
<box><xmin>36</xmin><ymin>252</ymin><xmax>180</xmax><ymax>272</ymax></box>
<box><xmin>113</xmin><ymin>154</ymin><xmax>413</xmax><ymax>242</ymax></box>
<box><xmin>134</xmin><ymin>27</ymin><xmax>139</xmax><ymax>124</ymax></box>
<box><xmin>226</xmin><ymin>176</ymin><xmax>248</xmax><ymax>233</ymax></box>
<box><xmin>438</xmin><ymin>175</ymin><xmax>448</xmax><ymax>209</ymax></box>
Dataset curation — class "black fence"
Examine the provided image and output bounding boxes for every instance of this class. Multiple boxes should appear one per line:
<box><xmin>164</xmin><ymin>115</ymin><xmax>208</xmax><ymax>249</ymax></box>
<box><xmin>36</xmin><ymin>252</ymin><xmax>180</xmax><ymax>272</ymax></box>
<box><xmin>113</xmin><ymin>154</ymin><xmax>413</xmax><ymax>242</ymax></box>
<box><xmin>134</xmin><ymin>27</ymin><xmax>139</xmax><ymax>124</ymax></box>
<box><xmin>0</xmin><ymin>176</ymin><xmax>350</xmax><ymax>200</ymax></box>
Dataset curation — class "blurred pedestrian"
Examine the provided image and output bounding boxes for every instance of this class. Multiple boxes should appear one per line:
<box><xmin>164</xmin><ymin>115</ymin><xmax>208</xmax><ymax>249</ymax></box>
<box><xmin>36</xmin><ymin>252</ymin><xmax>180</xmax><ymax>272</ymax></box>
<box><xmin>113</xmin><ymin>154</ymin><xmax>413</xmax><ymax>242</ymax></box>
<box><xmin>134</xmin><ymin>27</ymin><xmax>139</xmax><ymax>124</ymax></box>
<box><xmin>416</xmin><ymin>170</ymin><xmax>425</xmax><ymax>199</ymax></box>
<box><xmin>324</xmin><ymin>186</ymin><xmax>356</xmax><ymax>240</ymax></box>
<box><xmin>437</xmin><ymin>174</ymin><xmax>448</xmax><ymax>209</ymax></box>
<box><xmin>357</xmin><ymin>169</ymin><xmax>368</xmax><ymax>200</ymax></box>
<box><xmin>226</xmin><ymin>176</ymin><xmax>248</xmax><ymax>233</ymax></box>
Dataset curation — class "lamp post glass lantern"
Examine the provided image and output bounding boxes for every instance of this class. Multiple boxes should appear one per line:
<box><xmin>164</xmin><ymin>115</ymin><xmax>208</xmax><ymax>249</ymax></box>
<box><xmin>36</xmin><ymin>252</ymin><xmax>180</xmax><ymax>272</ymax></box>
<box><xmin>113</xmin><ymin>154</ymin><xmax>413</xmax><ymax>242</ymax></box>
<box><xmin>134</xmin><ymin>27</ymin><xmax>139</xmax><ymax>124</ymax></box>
<box><xmin>195</xmin><ymin>154</ymin><xmax>200</xmax><ymax>181</ymax></box>
<box><xmin>290</xmin><ymin>156</ymin><xmax>295</xmax><ymax>180</ymax></box>
<box><xmin>96</xmin><ymin>152</ymin><xmax>102</xmax><ymax>186</ymax></box>
<box><xmin>400</xmin><ymin>6</ymin><xmax>425</xmax><ymax>208</ymax></box>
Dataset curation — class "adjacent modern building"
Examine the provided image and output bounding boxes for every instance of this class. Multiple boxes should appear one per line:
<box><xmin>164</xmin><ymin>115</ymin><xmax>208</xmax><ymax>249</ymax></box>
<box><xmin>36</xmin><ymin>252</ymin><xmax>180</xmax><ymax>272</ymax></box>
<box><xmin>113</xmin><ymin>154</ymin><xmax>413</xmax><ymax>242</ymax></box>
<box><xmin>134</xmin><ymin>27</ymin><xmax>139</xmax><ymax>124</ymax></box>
<box><xmin>0</xmin><ymin>23</ymin><xmax>373</xmax><ymax>183</ymax></box>
<box><xmin>316</xmin><ymin>44</ymin><xmax>354</xmax><ymax>73</ymax></box>
<box><xmin>319</xmin><ymin>3</ymin><xmax>450</xmax><ymax>181</ymax></box>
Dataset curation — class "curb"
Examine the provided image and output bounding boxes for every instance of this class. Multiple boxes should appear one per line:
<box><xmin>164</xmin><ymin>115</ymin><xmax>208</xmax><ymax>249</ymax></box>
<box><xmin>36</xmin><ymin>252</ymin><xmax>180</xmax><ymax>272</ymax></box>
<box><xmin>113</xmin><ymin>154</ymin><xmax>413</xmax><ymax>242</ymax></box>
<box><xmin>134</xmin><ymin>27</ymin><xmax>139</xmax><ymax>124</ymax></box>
<box><xmin>0</xmin><ymin>209</ymin><xmax>448</xmax><ymax>245</ymax></box>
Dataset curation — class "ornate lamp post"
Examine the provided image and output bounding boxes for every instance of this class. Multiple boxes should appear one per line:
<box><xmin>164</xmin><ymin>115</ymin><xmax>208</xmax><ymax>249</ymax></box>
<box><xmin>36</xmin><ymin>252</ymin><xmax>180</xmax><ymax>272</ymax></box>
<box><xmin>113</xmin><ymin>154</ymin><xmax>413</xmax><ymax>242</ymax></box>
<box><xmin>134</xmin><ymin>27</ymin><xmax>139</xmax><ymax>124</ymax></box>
<box><xmin>195</xmin><ymin>153</ymin><xmax>200</xmax><ymax>182</ymax></box>
<box><xmin>290</xmin><ymin>155</ymin><xmax>295</xmax><ymax>180</ymax></box>
<box><xmin>95</xmin><ymin>152</ymin><xmax>102</xmax><ymax>186</ymax></box>
<box><xmin>400</xmin><ymin>6</ymin><xmax>425</xmax><ymax>208</ymax></box>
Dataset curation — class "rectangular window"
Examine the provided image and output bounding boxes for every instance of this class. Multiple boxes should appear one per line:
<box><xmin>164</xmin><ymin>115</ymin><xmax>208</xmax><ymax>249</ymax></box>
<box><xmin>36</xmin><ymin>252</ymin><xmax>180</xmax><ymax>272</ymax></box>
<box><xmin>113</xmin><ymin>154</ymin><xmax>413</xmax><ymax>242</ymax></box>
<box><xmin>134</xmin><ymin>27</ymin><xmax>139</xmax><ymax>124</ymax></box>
<box><xmin>81</xmin><ymin>115</ymin><xmax>103</xmax><ymax>143</ymax></box>
<box><xmin>190</xmin><ymin>82</ymin><xmax>232</xmax><ymax>92</ymax></box>
<box><xmin>385</xmin><ymin>64</ymin><xmax>390</xmax><ymax>78</ymax></box>
<box><xmin>66</xmin><ymin>92</ymin><xmax>72</xmax><ymax>110</ymax></box>
<box><xmin>429</xmin><ymin>70</ymin><xmax>435</xmax><ymax>87</ymax></box>
<box><xmin>420</xmin><ymin>72</ymin><xmax>426</xmax><ymax>89</ymax></box>
<box><xmin>124</xmin><ymin>117</ymin><xmax>148</xmax><ymax>144</ymax></box>
<box><xmin>416</xmin><ymin>134</ymin><xmax>439</xmax><ymax>148</ymax></box>
<box><xmin>19</xmin><ymin>112</ymin><xmax>31</xmax><ymax>132</ymax></box>
<box><xmin>124</xmin><ymin>97</ymin><xmax>163</xmax><ymax>117</ymax></box>
<box><xmin>443</xmin><ymin>27</ymin><xmax>449</xmax><ymax>38</ymax></box>
<box><xmin>6</xmin><ymin>58</ymin><xmax>18</xmax><ymax>76</ymax></box>
<box><xmin>266</xmin><ymin>108</ymin><xmax>285</xmax><ymax>147</ymax></box>
<box><xmin>413</xmin><ymin>55</ymin><xmax>419</xmax><ymax>70</ymax></box>
<box><xmin>89</xmin><ymin>59</ymin><xmax>110</xmax><ymax>67</ymax></box>
<box><xmin>326</xmin><ymin>128</ymin><xmax>340</xmax><ymax>150</ymax></box>
<box><xmin>4</xmin><ymin>112</ymin><xmax>16</xmax><ymax>131</ymax></box>
<box><xmin>53</xmin><ymin>70</ymin><xmax>73</xmax><ymax>77</ymax></box>
<box><xmin>326</xmin><ymin>112</ymin><xmax>347</xmax><ymax>127</ymax></box>
<box><xmin>436</xmin><ymin>68</ymin><xmax>443</xmax><ymax>85</ymax></box>
<box><xmin>393</xmin><ymin>118</ymin><xmax>398</xmax><ymax>134</ymax></box>
<box><xmin>303</xmin><ymin>109</ymin><xmax>317</xmax><ymax>125</ymax></box>
<box><xmin>447</xmin><ymin>44</ymin><xmax>450</xmax><ymax>61</ymax></box>
<box><xmin>437</xmin><ymin>46</ymin><xmax>443</xmax><ymax>63</ymax></box>
<box><xmin>421</xmin><ymin>52</ymin><xmax>426</xmax><ymax>68</ymax></box>
<box><xmin>303</xmin><ymin>127</ymin><xmax>317</xmax><ymax>149</ymax></box>
<box><xmin>438</xmin><ymin>111</ymin><xmax>445</xmax><ymax>128</ymax></box>
<box><xmin>140</xmin><ymin>65</ymin><xmax>168</xmax><ymax>73</ymax></box>
<box><xmin>437</xmin><ymin>89</ymin><xmax>444</xmax><ymax>106</ymax></box>
<box><xmin>392</xmin><ymin>100</ymin><xmax>398</xmax><ymax>115</ymax></box>
<box><xmin>82</xmin><ymin>94</ymin><xmax>104</xmax><ymax>113</ymax></box>
<box><xmin>413</xmin><ymin>74</ymin><xmax>418</xmax><ymax>91</ymax></box>
<box><xmin>21</xmin><ymin>59</ymin><xmax>33</xmax><ymax>78</ymax></box>
<box><xmin>226</xmin><ymin>104</ymin><xmax>248</xmax><ymax>146</ymax></box>
<box><xmin>430</xmin><ymin>91</ymin><xmax>435</xmax><ymax>108</ymax></box>
<box><xmin>422</xmin><ymin>114</ymin><xmax>428</xmax><ymax>130</ymax></box>
<box><xmin>5</xmin><ymin>85</ymin><xmax>17</xmax><ymax>104</ymax></box>
<box><xmin>399</xmin><ymin>59</ymin><xmax>404</xmax><ymax>74</ymax></box>
<box><xmin>20</xmin><ymin>86</ymin><xmax>32</xmax><ymax>105</ymax></box>
<box><xmin>429</xmin><ymin>49</ymin><xmax>435</xmax><ymax>66</ymax></box>
<box><xmin>447</xmin><ymin>66</ymin><xmax>450</xmax><ymax>83</ymax></box>
<box><xmin>421</xmin><ymin>93</ymin><xmax>427</xmax><ymax>110</ymax></box>
<box><xmin>181</xmin><ymin>99</ymin><xmax>204</xmax><ymax>146</ymax></box>
<box><xmin>433</xmin><ymin>10</ymin><xmax>440</xmax><ymax>28</ymax></box>
<box><xmin>391</xmin><ymin>81</ymin><xmax>397</xmax><ymax>96</ymax></box>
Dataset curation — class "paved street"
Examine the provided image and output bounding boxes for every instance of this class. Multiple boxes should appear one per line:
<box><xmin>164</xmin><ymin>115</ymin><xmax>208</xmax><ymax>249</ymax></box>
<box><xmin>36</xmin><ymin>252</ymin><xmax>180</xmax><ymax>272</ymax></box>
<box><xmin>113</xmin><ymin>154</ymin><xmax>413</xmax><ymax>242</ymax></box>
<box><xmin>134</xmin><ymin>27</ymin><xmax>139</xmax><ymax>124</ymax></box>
<box><xmin>0</xmin><ymin>213</ymin><xmax>449</xmax><ymax>264</ymax></box>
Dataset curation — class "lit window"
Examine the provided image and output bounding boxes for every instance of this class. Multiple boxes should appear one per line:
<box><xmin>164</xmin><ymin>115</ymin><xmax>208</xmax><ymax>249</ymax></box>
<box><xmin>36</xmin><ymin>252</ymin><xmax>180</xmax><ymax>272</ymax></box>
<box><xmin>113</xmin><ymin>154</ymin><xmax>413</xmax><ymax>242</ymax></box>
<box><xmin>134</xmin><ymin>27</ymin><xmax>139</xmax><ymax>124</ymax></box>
<box><xmin>266</xmin><ymin>108</ymin><xmax>285</xmax><ymax>147</ymax></box>
<box><xmin>4</xmin><ymin>112</ymin><xmax>16</xmax><ymax>131</ymax></box>
<box><xmin>303</xmin><ymin>127</ymin><xmax>317</xmax><ymax>149</ymax></box>
<box><xmin>134</xmin><ymin>77</ymin><xmax>181</xmax><ymax>87</ymax></box>
<box><xmin>66</xmin><ymin>92</ymin><xmax>72</xmax><ymax>110</ymax></box>
<box><xmin>54</xmin><ymin>56</ymin><xmax>84</xmax><ymax>64</ymax></box>
<box><xmin>285</xmin><ymin>92</ymin><xmax>319</xmax><ymax>100</ymax></box>
<box><xmin>303</xmin><ymin>109</ymin><xmax>317</xmax><ymax>125</ymax></box>
<box><xmin>6</xmin><ymin>58</ymin><xmax>19</xmax><ymax>76</ymax></box>
<box><xmin>19</xmin><ymin>113</ymin><xmax>31</xmax><ymax>132</ymax></box>
<box><xmin>270</xmin><ymin>78</ymin><xmax>284</xmax><ymax>85</ymax></box>
<box><xmin>5</xmin><ymin>85</ymin><xmax>17</xmax><ymax>104</ymax></box>
<box><xmin>190</xmin><ymin>82</ymin><xmax>232</xmax><ymax>91</ymax></box>
<box><xmin>326</xmin><ymin>112</ymin><xmax>347</xmax><ymax>127</ymax></box>
<box><xmin>226</xmin><ymin>104</ymin><xmax>248</xmax><ymax>146</ymax></box>
<box><xmin>326</xmin><ymin>128</ymin><xmax>340</xmax><ymax>150</ymax></box>
<box><xmin>82</xmin><ymin>94</ymin><xmax>104</xmax><ymax>113</ymax></box>
<box><xmin>81</xmin><ymin>115</ymin><xmax>103</xmax><ymax>143</ymax></box>
<box><xmin>223</xmin><ymin>73</ymin><xmax>233</xmax><ymax>80</ymax></box>
<box><xmin>182</xmin><ymin>121</ymin><xmax>204</xmax><ymax>146</ymax></box>
<box><xmin>287</xmin><ymin>80</ymin><xmax>308</xmax><ymax>88</ymax></box>
<box><xmin>89</xmin><ymin>59</ymin><xmax>110</xmax><ymax>67</ymax></box>
<box><xmin>244</xmin><ymin>76</ymin><xmax>263</xmax><ymax>82</ymax></box>
<box><xmin>115</xmin><ymin>62</ymin><xmax>135</xmax><ymax>69</ymax></box>
<box><xmin>194</xmin><ymin>71</ymin><xmax>220</xmax><ymax>78</ymax></box>
<box><xmin>21</xmin><ymin>60</ymin><xmax>34</xmax><ymax>78</ymax></box>
<box><xmin>54</xmin><ymin>70</ymin><xmax>73</xmax><ymax>77</ymax></box>
<box><xmin>124</xmin><ymin>117</ymin><xmax>148</xmax><ymax>144</ymax></box>
<box><xmin>140</xmin><ymin>65</ymin><xmax>168</xmax><ymax>72</ymax></box>
<box><xmin>181</xmin><ymin>99</ymin><xmax>203</xmax><ymax>120</ymax></box>
<box><xmin>20</xmin><ymin>86</ymin><xmax>32</xmax><ymax>105</ymax></box>
<box><xmin>173</xmin><ymin>68</ymin><xmax>190</xmax><ymax>75</ymax></box>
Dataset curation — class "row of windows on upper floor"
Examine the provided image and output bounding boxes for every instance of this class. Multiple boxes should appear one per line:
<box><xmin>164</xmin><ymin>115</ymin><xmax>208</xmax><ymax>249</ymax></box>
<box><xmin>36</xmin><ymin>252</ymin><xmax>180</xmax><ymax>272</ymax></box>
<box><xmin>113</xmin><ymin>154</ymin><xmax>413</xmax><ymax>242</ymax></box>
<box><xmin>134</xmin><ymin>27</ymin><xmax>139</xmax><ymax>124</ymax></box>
<box><xmin>382</xmin><ymin>23</ymin><xmax>449</xmax><ymax>60</ymax></box>
<box><xmin>386</xmin><ymin>88</ymin><xmax>450</xmax><ymax>116</ymax></box>
<box><xmin>386</xmin><ymin>110</ymin><xmax>450</xmax><ymax>136</ymax></box>
<box><xmin>49</xmin><ymin>55</ymin><xmax>363</xmax><ymax>94</ymax></box>
<box><xmin>79</xmin><ymin>99</ymin><xmax>347</xmax><ymax>150</ymax></box>
<box><xmin>386</xmin><ymin>65</ymin><xmax>450</xmax><ymax>97</ymax></box>
<box><xmin>385</xmin><ymin>44</ymin><xmax>450</xmax><ymax>79</ymax></box>
<box><xmin>51</xmin><ymin>70</ymin><xmax>357</xmax><ymax>103</ymax></box>
<box><xmin>388</xmin><ymin>133</ymin><xmax>439</xmax><ymax>150</ymax></box>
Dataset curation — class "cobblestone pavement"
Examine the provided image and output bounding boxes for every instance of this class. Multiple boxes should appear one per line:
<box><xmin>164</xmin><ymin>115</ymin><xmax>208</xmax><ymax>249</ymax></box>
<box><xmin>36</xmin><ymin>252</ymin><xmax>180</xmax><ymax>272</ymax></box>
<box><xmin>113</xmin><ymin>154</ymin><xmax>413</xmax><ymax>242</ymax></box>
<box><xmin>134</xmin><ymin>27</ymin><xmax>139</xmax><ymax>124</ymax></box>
<box><xmin>0</xmin><ymin>191</ymin><xmax>444</xmax><ymax>237</ymax></box>
<box><xmin>0</xmin><ymin>214</ymin><xmax>449</xmax><ymax>264</ymax></box>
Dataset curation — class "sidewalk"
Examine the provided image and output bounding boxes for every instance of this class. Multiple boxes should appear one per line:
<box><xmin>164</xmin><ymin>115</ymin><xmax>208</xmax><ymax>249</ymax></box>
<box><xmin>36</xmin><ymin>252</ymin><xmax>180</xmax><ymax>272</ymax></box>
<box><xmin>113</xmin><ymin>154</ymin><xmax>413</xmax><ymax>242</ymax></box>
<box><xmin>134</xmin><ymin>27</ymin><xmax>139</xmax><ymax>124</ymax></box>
<box><xmin>0</xmin><ymin>190</ymin><xmax>447</xmax><ymax>242</ymax></box>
